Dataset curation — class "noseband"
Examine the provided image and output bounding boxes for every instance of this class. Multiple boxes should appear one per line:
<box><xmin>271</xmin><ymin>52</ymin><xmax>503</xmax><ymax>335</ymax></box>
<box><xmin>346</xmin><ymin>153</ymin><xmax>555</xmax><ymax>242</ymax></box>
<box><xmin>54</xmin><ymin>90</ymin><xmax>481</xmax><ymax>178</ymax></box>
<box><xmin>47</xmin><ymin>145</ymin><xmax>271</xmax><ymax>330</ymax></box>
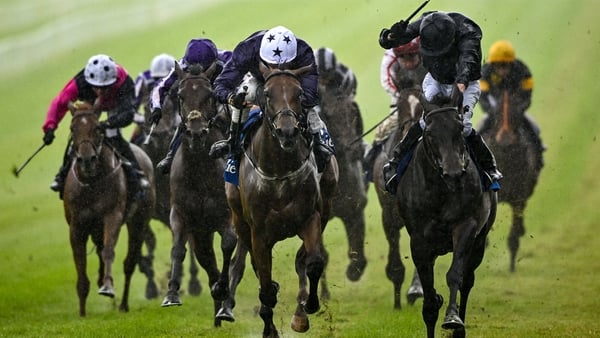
<box><xmin>263</xmin><ymin>71</ymin><xmax>305</xmax><ymax>137</ymax></box>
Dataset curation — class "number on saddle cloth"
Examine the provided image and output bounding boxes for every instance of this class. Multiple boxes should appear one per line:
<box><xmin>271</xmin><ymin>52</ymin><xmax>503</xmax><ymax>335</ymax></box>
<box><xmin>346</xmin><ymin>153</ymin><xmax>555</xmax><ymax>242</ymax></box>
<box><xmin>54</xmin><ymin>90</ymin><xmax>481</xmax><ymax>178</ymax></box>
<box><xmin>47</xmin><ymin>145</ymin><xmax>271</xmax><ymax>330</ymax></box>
<box><xmin>223</xmin><ymin>108</ymin><xmax>263</xmax><ymax>186</ymax></box>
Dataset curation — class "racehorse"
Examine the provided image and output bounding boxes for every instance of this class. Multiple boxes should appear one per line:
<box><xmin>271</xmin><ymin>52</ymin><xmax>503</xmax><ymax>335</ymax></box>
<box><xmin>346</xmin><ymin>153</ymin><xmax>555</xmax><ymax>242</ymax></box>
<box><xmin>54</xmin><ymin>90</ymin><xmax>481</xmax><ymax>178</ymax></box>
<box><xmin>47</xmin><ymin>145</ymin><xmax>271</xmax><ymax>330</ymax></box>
<box><xmin>373</xmin><ymin>87</ymin><xmax>425</xmax><ymax>309</ymax></box>
<box><xmin>479</xmin><ymin>91</ymin><xmax>542</xmax><ymax>272</ymax></box>
<box><xmin>318</xmin><ymin>83</ymin><xmax>368</xmax><ymax>284</ymax></box>
<box><xmin>160</xmin><ymin>63</ymin><xmax>237</xmax><ymax>328</ymax></box>
<box><xmin>393</xmin><ymin>89</ymin><xmax>497</xmax><ymax>338</ymax></box>
<box><xmin>225</xmin><ymin>63</ymin><xmax>338</xmax><ymax>337</ymax></box>
<box><xmin>137</xmin><ymin>67</ymin><xmax>203</xmax><ymax>299</ymax></box>
<box><xmin>63</xmin><ymin>106</ymin><xmax>156</xmax><ymax>316</ymax></box>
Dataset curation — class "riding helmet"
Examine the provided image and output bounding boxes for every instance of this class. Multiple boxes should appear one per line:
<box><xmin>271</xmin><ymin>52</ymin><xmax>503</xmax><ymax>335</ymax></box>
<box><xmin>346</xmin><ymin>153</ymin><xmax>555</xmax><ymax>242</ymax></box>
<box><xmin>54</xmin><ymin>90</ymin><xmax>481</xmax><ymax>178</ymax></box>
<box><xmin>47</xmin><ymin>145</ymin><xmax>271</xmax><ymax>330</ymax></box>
<box><xmin>419</xmin><ymin>12</ymin><xmax>456</xmax><ymax>56</ymax></box>
<box><xmin>150</xmin><ymin>53</ymin><xmax>176</xmax><ymax>78</ymax></box>
<box><xmin>84</xmin><ymin>54</ymin><xmax>117</xmax><ymax>87</ymax></box>
<box><xmin>488</xmin><ymin>40</ymin><xmax>516</xmax><ymax>63</ymax></box>
<box><xmin>259</xmin><ymin>26</ymin><xmax>297</xmax><ymax>65</ymax></box>
<box><xmin>182</xmin><ymin>38</ymin><xmax>218</xmax><ymax>70</ymax></box>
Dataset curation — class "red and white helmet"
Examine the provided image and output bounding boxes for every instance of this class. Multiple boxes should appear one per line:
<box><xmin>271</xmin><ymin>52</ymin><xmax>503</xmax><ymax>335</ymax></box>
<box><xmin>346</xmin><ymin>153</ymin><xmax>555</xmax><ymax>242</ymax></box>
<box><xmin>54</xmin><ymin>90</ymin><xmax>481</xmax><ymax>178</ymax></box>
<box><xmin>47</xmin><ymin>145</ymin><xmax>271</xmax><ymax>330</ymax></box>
<box><xmin>393</xmin><ymin>37</ymin><xmax>421</xmax><ymax>56</ymax></box>
<box><xmin>84</xmin><ymin>54</ymin><xmax>117</xmax><ymax>87</ymax></box>
<box><xmin>259</xmin><ymin>26</ymin><xmax>297</xmax><ymax>65</ymax></box>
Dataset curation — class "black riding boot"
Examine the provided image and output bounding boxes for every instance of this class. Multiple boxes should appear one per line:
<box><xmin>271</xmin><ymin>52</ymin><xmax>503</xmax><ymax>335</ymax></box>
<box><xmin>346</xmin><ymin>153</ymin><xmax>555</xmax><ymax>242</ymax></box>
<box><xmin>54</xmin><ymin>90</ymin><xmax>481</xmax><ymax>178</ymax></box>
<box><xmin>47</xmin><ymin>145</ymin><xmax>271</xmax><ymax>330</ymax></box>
<box><xmin>156</xmin><ymin>123</ymin><xmax>185</xmax><ymax>174</ymax></box>
<box><xmin>363</xmin><ymin>142</ymin><xmax>382</xmax><ymax>184</ymax></box>
<box><xmin>465</xmin><ymin>129</ymin><xmax>503</xmax><ymax>181</ymax></box>
<box><xmin>383</xmin><ymin>122</ymin><xmax>423</xmax><ymax>194</ymax></box>
<box><xmin>50</xmin><ymin>141</ymin><xmax>74</xmax><ymax>198</ymax></box>
<box><xmin>110</xmin><ymin>137</ymin><xmax>150</xmax><ymax>200</ymax></box>
<box><xmin>313</xmin><ymin>127</ymin><xmax>336</xmax><ymax>173</ymax></box>
<box><xmin>209</xmin><ymin>121</ymin><xmax>240</xmax><ymax>159</ymax></box>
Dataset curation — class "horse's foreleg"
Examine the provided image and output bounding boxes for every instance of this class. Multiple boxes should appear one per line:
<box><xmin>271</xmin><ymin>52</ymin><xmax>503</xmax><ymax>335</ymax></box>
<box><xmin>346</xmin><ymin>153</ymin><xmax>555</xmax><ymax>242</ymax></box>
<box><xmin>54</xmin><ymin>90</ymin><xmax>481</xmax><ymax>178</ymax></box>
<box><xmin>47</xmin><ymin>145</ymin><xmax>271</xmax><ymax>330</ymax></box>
<box><xmin>189</xmin><ymin>231</ymin><xmax>223</xmax><ymax>327</ymax></box>
<box><xmin>341</xmin><ymin>213</ymin><xmax>367</xmax><ymax>282</ymax></box>
<box><xmin>99</xmin><ymin>215</ymin><xmax>123</xmax><ymax>298</ymax></box>
<box><xmin>140</xmin><ymin>224</ymin><xmax>158</xmax><ymax>299</ymax></box>
<box><xmin>119</xmin><ymin>219</ymin><xmax>145</xmax><ymax>312</ymax></box>
<box><xmin>411</xmin><ymin>237</ymin><xmax>443</xmax><ymax>338</ymax></box>
<box><xmin>69</xmin><ymin>226</ymin><xmax>90</xmax><ymax>317</ymax></box>
<box><xmin>216</xmin><ymin>240</ymin><xmax>248</xmax><ymax>322</ymax></box>
<box><xmin>213</xmin><ymin>223</ymin><xmax>237</xmax><ymax>303</ymax></box>
<box><xmin>187</xmin><ymin>237</ymin><xmax>202</xmax><ymax>296</ymax></box>
<box><xmin>382</xmin><ymin>209</ymin><xmax>405</xmax><ymax>309</ymax></box>
<box><xmin>162</xmin><ymin>210</ymin><xmax>187</xmax><ymax>307</ymax></box>
<box><xmin>252</xmin><ymin>233</ymin><xmax>279</xmax><ymax>336</ymax></box>
<box><xmin>508</xmin><ymin>202</ymin><xmax>526</xmax><ymax>272</ymax></box>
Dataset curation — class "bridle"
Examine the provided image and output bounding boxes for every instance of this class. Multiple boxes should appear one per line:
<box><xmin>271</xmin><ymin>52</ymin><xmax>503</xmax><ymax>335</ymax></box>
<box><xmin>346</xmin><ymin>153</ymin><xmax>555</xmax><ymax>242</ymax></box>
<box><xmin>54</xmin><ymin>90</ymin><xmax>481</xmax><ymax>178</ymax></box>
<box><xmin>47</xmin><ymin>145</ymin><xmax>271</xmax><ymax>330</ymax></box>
<box><xmin>422</xmin><ymin>107</ymin><xmax>468</xmax><ymax>175</ymax></box>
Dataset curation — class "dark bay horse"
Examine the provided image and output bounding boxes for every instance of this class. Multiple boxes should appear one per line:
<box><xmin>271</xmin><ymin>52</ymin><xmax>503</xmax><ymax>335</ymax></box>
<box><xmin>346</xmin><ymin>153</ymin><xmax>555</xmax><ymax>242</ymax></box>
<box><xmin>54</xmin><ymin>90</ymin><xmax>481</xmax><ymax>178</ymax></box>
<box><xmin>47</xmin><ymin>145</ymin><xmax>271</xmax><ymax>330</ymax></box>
<box><xmin>138</xmin><ymin>65</ymin><xmax>203</xmax><ymax>298</ymax></box>
<box><xmin>160</xmin><ymin>64</ymin><xmax>237</xmax><ymax>328</ymax></box>
<box><xmin>373</xmin><ymin>87</ymin><xmax>425</xmax><ymax>309</ymax></box>
<box><xmin>64</xmin><ymin>107</ymin><xmax>156</xmax><ymax>316</ymax></box>
<box><xmin>318</xmin><ymin>84</ymin><xmax>368</xmax><ymax>284</ymax></box>
<box><xmin>393</xmin><ymin>91</ymin><xmax>497</xmax><ymax>338</ymax></box>
<box><xmin>226</xmin><ymin>63</ymin><xmax>338</xmax><ymax>337</ymax></box>
<box><xmin>479</xmin><ymin>91</ymin><xmax>542</xmax><ymax>272</ymax></box>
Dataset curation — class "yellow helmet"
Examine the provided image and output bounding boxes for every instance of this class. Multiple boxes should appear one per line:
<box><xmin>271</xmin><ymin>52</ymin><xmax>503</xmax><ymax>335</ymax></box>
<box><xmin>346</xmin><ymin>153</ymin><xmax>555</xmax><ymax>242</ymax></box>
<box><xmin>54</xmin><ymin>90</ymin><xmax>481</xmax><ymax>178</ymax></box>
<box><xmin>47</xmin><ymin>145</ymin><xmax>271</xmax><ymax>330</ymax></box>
<box><xmin>488</xmin><ymin>40</ymin><xmax>516</xmax><ymax>63</ymax></box>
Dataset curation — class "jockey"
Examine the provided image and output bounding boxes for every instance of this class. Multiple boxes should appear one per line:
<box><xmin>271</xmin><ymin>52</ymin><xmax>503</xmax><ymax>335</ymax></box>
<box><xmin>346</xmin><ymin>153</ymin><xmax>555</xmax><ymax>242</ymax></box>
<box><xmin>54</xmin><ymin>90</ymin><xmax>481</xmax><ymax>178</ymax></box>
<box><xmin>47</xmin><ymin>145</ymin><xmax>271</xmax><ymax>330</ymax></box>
<box><xmin>149</xmin><ymin>38</ymin><xmax>231</xmax><ymax>174</ymax></box>
<box><xmin>209</xmin><ymin>25</ymin><xmax>335</xmax><ymax>173</ymax></box>
<box><xmin>363</xmin><ymin>37</ymin><xmax>428</xmax><ymax>183</ymax></box>
<box><xmin>379</xmin><ymin>11</ymin><xmax>502</xmax><ymax>194</ymax></box>
<box><xmin>42</xmin><ymin>54</ymin><xmax>150</xmax><ymax>199</ymax></box>
<box><xmin>314</xmin><ymin>47</ymin><xmax>357</xmax><ymax>98</ymax></box>
<box><xmin>130</xmin><ymin>53</ymin><xmax>176</xmax><ymax>145</ymax></box>
<box><xmin>479</xmin><ymin>40</ymin><xmax>545</xmax><ymax>170</ymax></box>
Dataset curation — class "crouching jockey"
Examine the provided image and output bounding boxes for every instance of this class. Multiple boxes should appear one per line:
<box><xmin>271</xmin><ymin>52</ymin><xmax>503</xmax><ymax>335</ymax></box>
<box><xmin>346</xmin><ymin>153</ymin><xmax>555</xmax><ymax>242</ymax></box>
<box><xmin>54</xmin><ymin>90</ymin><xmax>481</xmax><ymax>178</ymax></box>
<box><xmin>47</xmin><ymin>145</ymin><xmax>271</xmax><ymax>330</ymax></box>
<box><xmin>42</xmin><ymin>54</ymin><xmax>149</xmax><ymax>200</ymax></box>
<box><xmin>208</xmin><ymin>25</ymin><xmax>335</xmax><ymax>174</ymax></box>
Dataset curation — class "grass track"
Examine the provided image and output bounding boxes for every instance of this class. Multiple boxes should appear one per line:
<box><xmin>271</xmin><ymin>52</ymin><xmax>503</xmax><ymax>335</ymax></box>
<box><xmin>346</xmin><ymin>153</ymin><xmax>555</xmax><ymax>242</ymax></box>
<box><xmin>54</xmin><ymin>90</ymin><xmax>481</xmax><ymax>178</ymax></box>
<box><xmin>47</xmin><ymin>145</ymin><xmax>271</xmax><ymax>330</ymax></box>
<box><xmin>1</xmin><ymin>0</ymin><xmax>600</xmax><ymax>337</ymax></box>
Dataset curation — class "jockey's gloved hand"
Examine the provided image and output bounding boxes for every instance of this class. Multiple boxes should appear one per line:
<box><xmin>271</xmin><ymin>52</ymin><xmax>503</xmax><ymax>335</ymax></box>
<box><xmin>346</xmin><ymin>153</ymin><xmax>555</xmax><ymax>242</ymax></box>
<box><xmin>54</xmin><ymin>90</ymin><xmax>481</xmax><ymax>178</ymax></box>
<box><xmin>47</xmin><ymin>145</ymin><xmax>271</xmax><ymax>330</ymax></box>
<box><xmin>98</xmin><ymin>121</ymin><xmax>111</xmax><ymax>131</ymax></box>
<box><xmin>379</xmin><ymin>29</ymin><xmax>395</xmax><ymax>49</ymax></box>
<box><xmin>228</xmin><ymin>92</ymin><xmax>246</xmax><ymax>110</ymax></box>
<box><xmin>43</xmin><ymin>129</ymin><xmax>55</xmax><ymax>145</ymax></box>
<box><xmin>389</xmin><ymin>20</ymin><xmax>407</xmax><ymax>39</ymax></box>
<box><xmin>150</xmin><ymin>107</ymin><xmax>162</xmax><ymax>124</ymax></box>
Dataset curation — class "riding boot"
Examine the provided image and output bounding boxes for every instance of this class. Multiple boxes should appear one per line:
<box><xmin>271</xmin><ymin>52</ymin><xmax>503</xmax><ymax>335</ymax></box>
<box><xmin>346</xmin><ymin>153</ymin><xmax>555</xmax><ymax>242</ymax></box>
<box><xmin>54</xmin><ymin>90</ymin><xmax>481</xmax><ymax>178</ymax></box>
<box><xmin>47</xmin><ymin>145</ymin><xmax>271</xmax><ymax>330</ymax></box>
<box><xmin>50</xmin><ymin>141</ymin><xmax>74</xmax><ymax>197</ymax></box>
<box><xmin>383</xmin><ymin>122</ymin><xmax>423</xmax><ymax>194</ymax></box>
<box><xmin>313</xmin><ymin>127</ymin><xmax>336</xmax><ymax>173</ymax></box>
<box><xmin>156</xmin><ymin>123</ymin><xmax>185</xmax><ymax>174</ymax></box>
<box><xmin>465</xmin><ymin>129</ymin><xmax>503</xmax><ymax>181</ymax></box>
<box><xmin>362</xmin><ymin>141</ymin><xmax>382</xmax><ymax>184</ymax></box>
<box><xmin>110</xmin><ymin>137</ymin><xmax>150</xmax><ymax>200</ymax></box>
<box><xmin>209</xmin><ymin>121</ymin><xmax>240</xmax><ymax>159</ymax></box>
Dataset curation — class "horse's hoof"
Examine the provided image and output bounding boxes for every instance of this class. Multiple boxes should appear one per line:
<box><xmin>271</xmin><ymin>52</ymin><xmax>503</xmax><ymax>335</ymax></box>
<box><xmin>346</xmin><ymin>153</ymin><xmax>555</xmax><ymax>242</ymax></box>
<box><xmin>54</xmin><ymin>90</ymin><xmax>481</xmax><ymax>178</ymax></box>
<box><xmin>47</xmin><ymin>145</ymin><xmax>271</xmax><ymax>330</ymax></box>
<box><xmin>442</xmin><ymin>314</ymin><xmax>464</xmax><ymax>330</ymax></box>
<box><xmin>188</xmin><ymin>279</ymin><xmax>202</xmax><ymax>296</ymax></box>
<box><xmin>98</xmin><ymin>286</ymin><xmax>115</xmax><ymax>298</ymax></box>
<box><xmin>290</xmin><ymin>313</ymin><xmax>309</xmax><ymax>333</ymax></box>
<box><xmin>346</xmin><ymin>258</ymin><xmax>367</xmax><ymax>282</ymax></box>
<box><xmin>145</xmin><ymin>280</ymin><xmax>159</xmax><ymax>299</ymax></box>
<box><xmin>215</xmin><ymin>307</ymin><xmax>235</xmax><ymax>322</ymax></box>
<box><xmin>406</xmin><ymin>285</ymin><xmax>424</xmax><ymax>305</ymax></box>
<box><xmin>161</xmin><ymin>294</ymin><xmax>182</xmax><ymax>307</ymax></box>
<box><xmin>210</xmin><ymin>282</ymin><xmax>229</xmax><ymax>302</ymax></box>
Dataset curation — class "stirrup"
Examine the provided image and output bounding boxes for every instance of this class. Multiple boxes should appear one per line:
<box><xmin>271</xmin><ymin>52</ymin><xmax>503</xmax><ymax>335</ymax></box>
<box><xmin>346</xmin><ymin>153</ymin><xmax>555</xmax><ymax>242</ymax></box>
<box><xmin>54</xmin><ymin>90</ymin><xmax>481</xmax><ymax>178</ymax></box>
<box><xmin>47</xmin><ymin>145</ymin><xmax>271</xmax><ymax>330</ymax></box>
<box><xmin>383</xmin><ymin>161</ymin><xmax>399</xmax><ymax>195</ymax></box>
<box><xmin>156</xmin><ymin>155</ymin><xmax>173</xmax><ymax>175</ymax></box>
<box><xmin>209</xmin><ymin>139</ymin><xmax>231</xmax><ymax>159</ymax></box>
<box><xmin>50</xmin><ymin>180</ymin><xmax>63</xmax><ymax>192</ymax></box>
<box><xmin>488</xmin><ymin>168</ymin><xmax>503</xmax><ymax>181</ymax></box>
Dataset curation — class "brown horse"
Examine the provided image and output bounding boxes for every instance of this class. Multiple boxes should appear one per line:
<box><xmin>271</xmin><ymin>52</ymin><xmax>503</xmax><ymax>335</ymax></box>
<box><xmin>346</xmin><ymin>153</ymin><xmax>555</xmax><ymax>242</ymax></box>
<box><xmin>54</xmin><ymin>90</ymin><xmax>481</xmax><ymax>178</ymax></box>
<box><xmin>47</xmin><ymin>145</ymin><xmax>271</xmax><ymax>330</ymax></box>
<box><xmin>318</xmin><ymin>82</ymin><xmax>368</xmax><ymax>284</ymax></box>
<box><xmin>63</xmin><ymin>107</ymin><xmax>155</xmax><ymax>316</ymax></box>
<box><xmin>137</xmin><ymin>66</ymin><xmax>203</xmax><ymax>298</ymax></box>
<box><xmin>373</xmin><ymin>87</ymin><xmax>425</xmax><ymax>309</ymax></box>
<box><xmin>226</xmin><ymin>63</ymin><xmax>338</xmax><ymax>337</ymax></box>
<box><xmin>160</xmin><ymin>63</ymin><xmax>237</xmax><ymax>328</ymax></box>
<box><xmin>393</xmin><ymin>90</ymin><xmax>497</xmax><ymax>338</ymax></box>
<box><xmin>479</xmin><ymin>91</ymin><xmax>542</xmax><ymax>272</ymax></box>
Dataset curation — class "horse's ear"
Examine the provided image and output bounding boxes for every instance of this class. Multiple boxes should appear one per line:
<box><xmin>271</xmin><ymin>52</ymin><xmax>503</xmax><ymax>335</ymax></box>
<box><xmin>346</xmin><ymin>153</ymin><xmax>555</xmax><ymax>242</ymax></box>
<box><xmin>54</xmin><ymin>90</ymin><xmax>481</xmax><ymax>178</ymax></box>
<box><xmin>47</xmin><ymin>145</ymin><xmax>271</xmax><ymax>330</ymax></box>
<box><xmin>451</xmin><ymin>85</ymin><xmax>464</xmax><ymax>109</ymax></box>
<box><xmin>292</xmin><ymin>63</ymin><xmax>314</xmax><ymax>77</ymax></box>
<box><xmin>175</xmin><ymin>61</ymin><xmax>185</xmax><ymax>78</ymax></box>
<box><xmin>418</xmin><ymin>93</ymin><xmax>435</xmax><ymax>113</ymax></box>
<box><xmin>259</xmin><ymin>61</ymin><xmax>273</xmax><ymax>79</ymax></box>
<box><xmin>204</xmin><ymin>62</ymin><xmax>217</xmax><ymax>79</ymax></box>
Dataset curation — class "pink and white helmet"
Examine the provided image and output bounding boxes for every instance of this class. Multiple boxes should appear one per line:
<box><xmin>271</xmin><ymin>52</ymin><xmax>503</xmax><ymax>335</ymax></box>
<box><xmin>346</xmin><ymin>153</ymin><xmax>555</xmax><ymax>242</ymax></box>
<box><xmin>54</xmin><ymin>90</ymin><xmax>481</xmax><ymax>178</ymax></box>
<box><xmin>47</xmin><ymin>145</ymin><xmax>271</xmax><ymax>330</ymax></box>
<box><xmin>84</xmin><ymin>54</ymin><xmax>117</xmax><ymax>87</ymax></box>
<box><xmin>259</xmin><ymin>26</ymin><xmax>297</xmax><ymax>65</ymax></box>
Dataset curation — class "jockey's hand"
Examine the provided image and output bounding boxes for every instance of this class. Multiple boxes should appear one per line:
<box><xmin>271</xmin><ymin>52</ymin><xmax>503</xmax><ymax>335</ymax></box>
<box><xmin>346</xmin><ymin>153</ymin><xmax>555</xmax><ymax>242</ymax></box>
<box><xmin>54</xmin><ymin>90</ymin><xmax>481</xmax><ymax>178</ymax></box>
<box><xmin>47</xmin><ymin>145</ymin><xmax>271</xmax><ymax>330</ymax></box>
<box><xmin>228</xmin><ymin>92</ymin><xmax>246</xmax><ymax>110</ymax></box>
<box><xmin>43</xmin><ymin>129</ymin><xmax>55</xmax><ymax>145</ymax></box>
<box><xmin>98</xmin><ymin>121</ymin><xmax>111</xmax><ymax>131</ymax></box>
<box><xmin>379</xmin><ymin>29</ymin><xmax>395</xmax><ymax>49</ymax></box>
<box><xmin>457</xmin><ymin>83</ymin><xmax>466</xmax><ymax>93</ymax></box>
<box><xmin>389</xmin><ymin>20</ymin><xmax>407</xmax><ymax>39</ymax></box>
<box><xmin>150</xmin><ymin>107</ymin><xmax>162</xmax><ymax>124</ymax></box>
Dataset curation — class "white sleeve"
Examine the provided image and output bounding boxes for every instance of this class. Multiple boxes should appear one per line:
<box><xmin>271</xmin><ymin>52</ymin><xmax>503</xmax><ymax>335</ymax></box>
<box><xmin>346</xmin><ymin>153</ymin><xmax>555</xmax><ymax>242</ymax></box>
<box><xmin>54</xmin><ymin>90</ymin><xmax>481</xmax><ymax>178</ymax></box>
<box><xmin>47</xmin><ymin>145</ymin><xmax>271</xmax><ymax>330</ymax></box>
<box><xmin>380</xmin><ymin>50</ymin><xmax>399</xmax><ymax>97</ymax></box>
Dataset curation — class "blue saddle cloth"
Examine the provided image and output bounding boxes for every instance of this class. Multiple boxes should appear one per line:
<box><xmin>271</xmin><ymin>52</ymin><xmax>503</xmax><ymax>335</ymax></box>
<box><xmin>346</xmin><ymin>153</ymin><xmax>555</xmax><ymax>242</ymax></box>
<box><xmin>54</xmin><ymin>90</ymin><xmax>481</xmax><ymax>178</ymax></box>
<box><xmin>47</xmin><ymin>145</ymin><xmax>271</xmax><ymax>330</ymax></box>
<box><xmin>224</xmin><ymin>108</ymin><xmax>262</xmax><ymax>186</ymax></box>
<box><xmin>394</xmin><ymin>143</ymin><xmax>500</xmax><ymax>192</ymax></box>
